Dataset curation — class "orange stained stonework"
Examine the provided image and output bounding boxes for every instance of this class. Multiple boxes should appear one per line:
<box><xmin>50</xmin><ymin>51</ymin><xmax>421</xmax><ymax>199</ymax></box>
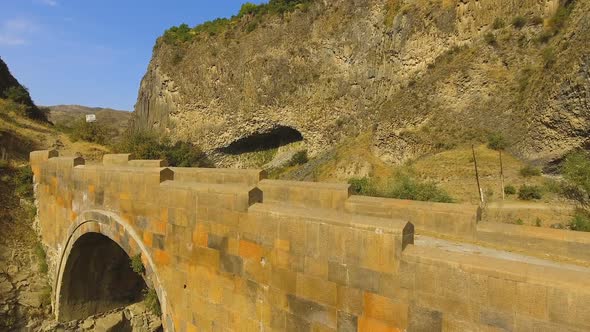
<box><xmin>30</xmin><ymin>150</ymin><xmax>590</xmax><ymax>332</ymax></box>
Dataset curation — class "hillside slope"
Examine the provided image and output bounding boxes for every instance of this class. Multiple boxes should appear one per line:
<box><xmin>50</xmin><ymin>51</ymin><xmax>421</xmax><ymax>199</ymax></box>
<box><xmin>133</xmin><ymin>0</ymin><xmax>589</xmax><ymax>168</ymax></box>
<box><xmin>47</xmin><ymin>104</ymin><xmax>131</xmax><ymax>142</ymax></box>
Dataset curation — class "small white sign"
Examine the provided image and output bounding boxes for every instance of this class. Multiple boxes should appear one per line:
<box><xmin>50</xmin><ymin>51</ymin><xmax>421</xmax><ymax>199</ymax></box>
<box><xmin>85</xmin><ymin>114</ymin><xmax>96</xmax><ymax>123</ymax></box>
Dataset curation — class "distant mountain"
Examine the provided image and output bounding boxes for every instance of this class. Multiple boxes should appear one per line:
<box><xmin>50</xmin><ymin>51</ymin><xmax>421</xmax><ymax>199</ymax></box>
<box><xmin>46</xmin><ymin>105</ymin><xmax>132</xmax><ymax>141</ymax></box>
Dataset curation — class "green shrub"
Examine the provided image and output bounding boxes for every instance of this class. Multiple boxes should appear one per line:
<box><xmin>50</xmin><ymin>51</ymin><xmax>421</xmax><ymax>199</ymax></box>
<box><xmin>115</xmin><ymin>131</ymin><xmax>212</xmax><ymax>168</ymax></box>
<box><xmin>39</xmin><ymin>285</ymin><xmax>52</xmax><ymax>307</ymax></box>
<box><xmin>515</xmin><ymin>218</ymin><xmax>524</xmax><ymax>225</ymax></box>
<box><xmin>519</xmin><ymin>165</ymin><xmax>541</xmax><ymax>178</ymax></box>
<box><xmin>239</xmin><ymin>2</ymin><xmax>260</xmax><ymax>17</ymax></box>
<box><xmin>530</xmin><ymin>16</ymin><xmax>544</xmax><ymax>25</ymax></box>
<box><xmin>68</xmin><ymin>119</ymin><xmax>107</xmax><ymax>144</ymax></box>
<box><xmin>535</xmin><ymin>217</ymin><xmax>543</xmax><ymax>227</ymax></box>
<box><xmin>561</xmin><ymin>151</ymin><xmax>590</xmax><ymax>208</ymax></box>
<box><xmin>159</xmin><ymin>0</ymin><xmax>313</xmax><ymax>46</ymax></box>
<box><xmin>348</xmin><ymin>177</ymin><xmax>378</xmax><ymax>196</ymax></box>
<box><xmin>350</xmin><ymin>174</ymin><xmax>453</xmax><ymax>203</ymax></box>
<box><xmin>518</xmin><ymin>185</ymin><xmax>543</xmax><ymax>200</ymax></box>
<box><xmin>570</xmin><ymin>210</ymin><xmax>590</xmax><ymax>232</ymax></box>
<box><xmin>144</xmin><ymin>288</ymin><xmax>162</xmax><ymax>316</ymax></box>
<box><xmin>34</xmin><ymin>243</ymin><xmax>48</xmax><ymax>274</ymax></box>
<box><xmin>512</xmin><ymin>16</ymin><xmax>527</xmax><ymax>29</ymax></box>
<box><xmin>130</xmin><ymin>254</ymin><xmax>145</xmax><ymax>274</ymax></box>
<box><xmin>287</xmin><ymin>150</ymin><xmax>308</xmax><ymax>167</ymax></box>
<box><xmin>549</xmin><ymin>5</ymin><xmax>572</xmax><ymax>31</ymax></box>
<box><xmin>387</xmin><ymin>175</ymin><xmax>453</xmax><ymax>203</ymax></box>
<box><xmin>14</xmin><ymin>166</ymin><xmax>34</xmax><ymax>200</ymax></box>
<box><xmin>504</xmin><ymin>184</ymin><xmax>516</xmax><ymax>195</ymax></box>
<box><xmin>3</xmin><ymin>86</ymin><xmax>30</xmax><ymax>104</ymax></box>
<box><xmin>484</xmin><ymin>32</ymin><xmax>497</xmax><ymax>45</ymax></box>
<box><xmin>537</xmin><ymin>30</ymin><xmax>554</xmax><ymax>44</ymax></box>
<box><xmin>492</xmin><ymin>18</ymin><xmax>505</xmax><ymax>29</ymax></box>
<box><xmin>542</xmin><ymin>47</ymin><xmax>556</xmax><ymax>68</ymax></box>
<box><xmin>487</xmin><ymin>132</ymin><xmax>508</xmax><ymax>151</ymax></box>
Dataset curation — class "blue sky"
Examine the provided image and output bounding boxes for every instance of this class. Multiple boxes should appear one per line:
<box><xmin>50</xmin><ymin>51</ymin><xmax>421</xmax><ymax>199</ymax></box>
<box><xmin>0</xmin><ymin>0</ymin><xmax>265</xmax><ymax>111</ymax></box>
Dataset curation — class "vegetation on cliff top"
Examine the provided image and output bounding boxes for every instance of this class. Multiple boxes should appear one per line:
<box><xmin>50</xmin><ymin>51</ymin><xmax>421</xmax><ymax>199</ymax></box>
<box><xmin>159</xmin><ymin>0</ymin><xmax>313</xmax><ymax>46</ymax></box>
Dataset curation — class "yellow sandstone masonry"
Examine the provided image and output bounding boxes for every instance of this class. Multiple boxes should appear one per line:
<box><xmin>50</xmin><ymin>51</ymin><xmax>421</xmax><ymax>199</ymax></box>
<box><xmin>30</xmin><ymin>150</ymin><xmax>590</xmax><ymax>331</ymax></box>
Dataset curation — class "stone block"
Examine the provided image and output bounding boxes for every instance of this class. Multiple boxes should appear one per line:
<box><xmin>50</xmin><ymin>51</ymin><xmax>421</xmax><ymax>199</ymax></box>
<box><xmin>408</xmin><ymin>305</ymin><xmax>442</xmax><ymax>332</ymax></box>
<box><xmin>296</xmin><ymin>273</ymin><xmax>338</xmax><ymax>307</ymax></box>
<box><xmin>103</xmin><ymin>153</ymin><xmax>132</xmax><ymax>165</ymax></box>
<box><xmin>515</xmin><ymin>282</ymin><xmax>548</xmax><ymax>320</ymax></box>
<box><xmin>363</xmin><ymin>292</ymin><xmax>408</xmax><ymax>329</ymax></box>
<box><xmin>287</xmin><ymin>294</ymin><xmax>336</xmax><ymax>328</ymax></box>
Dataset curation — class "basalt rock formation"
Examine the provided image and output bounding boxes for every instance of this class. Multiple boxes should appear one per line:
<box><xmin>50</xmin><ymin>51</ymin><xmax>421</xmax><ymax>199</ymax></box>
<box><xmin>133</xmin><ymin>0</ymin><xmax>589</xmax><ymax>167</ymax></box>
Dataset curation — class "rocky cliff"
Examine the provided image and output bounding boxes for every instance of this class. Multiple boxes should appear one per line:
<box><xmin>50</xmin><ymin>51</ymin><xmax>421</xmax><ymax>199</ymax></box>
<box><xmin>133</xmin><ymin>0</ymin><xmax>589</xmax><ymax>167</ymax></box>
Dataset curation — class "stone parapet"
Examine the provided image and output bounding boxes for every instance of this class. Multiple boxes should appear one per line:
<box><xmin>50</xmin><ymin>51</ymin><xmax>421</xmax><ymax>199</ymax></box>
<box><xmin>477</xmin><ymin>222</ymin><xmax>590</xmax><ymax>263</ymax></box>
<box><xmin>258</xmin><ymin>179</ymin><xmax>351</xmax><ymax>210</ymax></box>
<box><xmin>345</xmin><ymin>195</ymin><xmax>479</xmax><ymax>240</ymax></box>
<box><xmin>401</xmin><ymin>245</ymin><xmax>590</xmax><ymax>331</ymax></box>
<box><xmin>170</xmin><ymin>167</ymin><xmax>265</xmax><ymax>186</ymax></box>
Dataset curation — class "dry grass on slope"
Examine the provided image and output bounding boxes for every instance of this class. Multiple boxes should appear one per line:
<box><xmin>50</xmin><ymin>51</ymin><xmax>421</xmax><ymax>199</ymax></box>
<box><xmin>0</xmin><ymin>104</ymin><xmax>110</xmax><ymax>164</ymax></box>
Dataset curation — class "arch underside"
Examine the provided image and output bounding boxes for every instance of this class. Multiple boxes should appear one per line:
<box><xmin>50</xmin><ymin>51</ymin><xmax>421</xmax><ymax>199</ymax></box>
<box><xmin>59</xmin><ymin>232</ymin><xmax>146</xmax><ymax>321</ymax></box>
<box><xmin>54</xmin><ymin>211</ymin><xmax>171</xmax><ymax>329</ymax></box>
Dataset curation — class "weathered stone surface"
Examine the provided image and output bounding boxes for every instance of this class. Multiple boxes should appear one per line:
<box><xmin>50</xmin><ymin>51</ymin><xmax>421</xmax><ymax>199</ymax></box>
<box><xmin>95</xmin><ymin>311</ymin><xmax>125</xmax><ymax>331</ymax></box>
<box><xmin>28</xmin><ymin>150</ymin><xmax>590</xmax><ymax>332</ymax></box>
<box><xmin>134</xmin><ymin>0</ymin><xmax>590</xmax><ymax>167</ymax></box>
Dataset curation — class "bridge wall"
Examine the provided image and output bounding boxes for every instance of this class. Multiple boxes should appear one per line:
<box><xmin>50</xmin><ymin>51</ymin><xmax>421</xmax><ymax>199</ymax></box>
<box><xmin>30</xmin><ymin>150</ymin><xmax>590</xmax><ymax>331</ymax></box>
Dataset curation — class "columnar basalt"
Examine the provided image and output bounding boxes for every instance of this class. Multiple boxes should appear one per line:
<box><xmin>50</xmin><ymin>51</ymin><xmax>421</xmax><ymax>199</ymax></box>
<box><xmin>31</xmin><ymin>150</ymin><xmax>590</xmax><ymax>331</ymax></box>
<box><xmin>134</xmin><ymin>0</ymin><xmax>590</xmax><ymax>166</ymax></box>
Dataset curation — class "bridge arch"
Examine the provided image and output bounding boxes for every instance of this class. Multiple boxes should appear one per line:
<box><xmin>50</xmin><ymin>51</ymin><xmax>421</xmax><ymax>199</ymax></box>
<box><xmin>54</xmin><ymin>210</ymin><xmax>172</xmax><ymax>329</ymax></box>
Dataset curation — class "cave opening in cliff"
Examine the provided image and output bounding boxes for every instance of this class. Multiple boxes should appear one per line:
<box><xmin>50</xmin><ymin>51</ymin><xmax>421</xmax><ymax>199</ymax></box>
<box><xmin>217</xmin><ymin>126</ymin><xmax>303</xmax><ymax>155</ymax></box>
<box><xmin>58</xmin><ymin>233</ymin><xmax>147</xmax><ymax>322</ymax></box>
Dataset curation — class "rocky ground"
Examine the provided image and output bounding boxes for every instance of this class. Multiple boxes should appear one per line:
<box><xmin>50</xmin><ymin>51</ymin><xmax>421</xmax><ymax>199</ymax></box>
<box><xmin>41</xmin><ymin>303</ymin><xmax>162</xmax><ymax>332</ymax></box>
<box><xmin>0</xmin><ymin>164</ymin><xmax>52</xmax><ymax>331</ymax></box>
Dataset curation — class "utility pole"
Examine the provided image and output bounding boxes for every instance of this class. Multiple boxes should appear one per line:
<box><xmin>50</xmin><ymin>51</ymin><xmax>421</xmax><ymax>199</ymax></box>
<box><xmin>472</xmin><ymin>145</ymin><xmax>484</xmax><ymax>205</ymax></box>
<box><xmin>499</xmin><ymin>150</ymin><xmax>505</xmax><ymax>200</ymax></box>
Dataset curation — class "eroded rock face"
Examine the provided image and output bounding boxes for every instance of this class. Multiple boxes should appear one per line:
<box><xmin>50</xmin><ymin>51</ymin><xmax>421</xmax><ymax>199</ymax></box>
<box><xmin>134</xmin><ymin>0</ymin><xmax>589</xmax><ymax>165</ymax></box>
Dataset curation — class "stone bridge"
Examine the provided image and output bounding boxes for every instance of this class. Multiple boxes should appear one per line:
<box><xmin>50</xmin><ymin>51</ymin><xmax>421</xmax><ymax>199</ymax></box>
<box><xmin>31</xmin><ymin>150</ymin><xmax>590</xmax><ymax>331</ymax></box>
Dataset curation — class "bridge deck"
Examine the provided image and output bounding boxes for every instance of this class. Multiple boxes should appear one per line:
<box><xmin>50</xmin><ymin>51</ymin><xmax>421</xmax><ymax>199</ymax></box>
<box><xmin>415</xmin><ymin>235</ymin><xmax>590</xmax><ymax>273</ymax></box>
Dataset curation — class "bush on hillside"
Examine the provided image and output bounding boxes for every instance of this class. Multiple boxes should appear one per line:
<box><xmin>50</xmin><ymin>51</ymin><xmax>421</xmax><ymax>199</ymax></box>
<box><xmin>130</xmin><ymin>254</ymin><xmax>145</xmax><ymax>274</ymax></box>
<box><xmin>530</xmin><ymin>16</ymin><xmax>544</xmax><ymax>26</ymax></box>
<box><xmin>388</xmin><ymin>175</ymin><xmax>454</xmax><ymax>203</ymax></box>
<box><xmin>348</xmin><ymin>177</ymin><xmax>378</xmax><ymax>196</ymax></box>
<box><xmin>484</xmin><ymin>32</ymin><xmax>497</xmax><ymax>45</ymax></box>
<box><xmin>561</xmin><ymin>151</ymin><xmax>590</xmax><ymax>208</ymax></box>
<box><xmin>492</xmin><ymin>18</ymin><xmax>505</xmax><ymax>29</ymax></box>
<box><xmin>542</xmin><ymin>47</ymin><xmax>556</xmax><ymax>68</ymax></box>
<box><xmin>287</xmin><ymin>150</ymin><xmax>308</xmax><ymax>167</ymax></box>
<box><xmin>239</xmin><ymin>2</ymin><xmax>260</xmax><ymax>17</ymax></box>
<box><xmin>518</xmin><ymin>185</ymin><xmax>543</xmax><ymax>200</ymax></box>
<box><xmin>519</xmin><ymin>165</ymin><xmax>541</xmax><ymax>178</ymax></box>
<box><xmin>14</xmin><ymin>166</ymin><xmax>34</xmax><ymax>200</ymax></box>
<box><xmin>487</xmin><ymin>132</ymin><xmax>508</xmax><ymax>151</ymax></box>
<box><xmin>549</xmin><ymin>4</ymin><xmax>572</xmax><ymax>31</ymax></box>
<box><xmin>570</xmin><ymin>210</ymin><xmax>590</xmax><ymax>232</ymax></box>
<box><xmin>160</xmin><ymin>0</ymin><xmax>313</xmax><ymax>45</ymax></box>
<box><xmin>349</xmin><ymin>174</ymin><xmax>453</xmax><ymax>203</ymax></box>
<box><xmin>68</xmin><ymin>119</ymin><xmax>108</xmax><ymax>144</ymax></box>
<box><xmin>3</xmin><ymin>86</ymin><xmax>30</xmax><ymax>104</ymax></box>
<box><xmin>0</xmin><ymin>97</ymin><xmax>47</xmax><ymax>121</ymax></box>
<box><xmin>115</xmin><ymin>131</ymin><xmax>213</xmax><ymax>168</ymax></box>
<box><xmin>512</xmin><ymin>16</ymin><xmax>527</xmax><ymax>29</ymax></box>
<box><xmin>143</xmin><ymin>288</ymin><xmax>161</xmax><ymax>316</ymax></box>
<box><xmin>504</xmin><ymin>184</ymin><xmax>516</xmax><ymax>195</ymax></box>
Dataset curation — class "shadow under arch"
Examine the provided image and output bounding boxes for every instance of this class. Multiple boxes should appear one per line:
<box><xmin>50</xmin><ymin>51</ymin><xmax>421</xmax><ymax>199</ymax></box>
<box><xmin>54</xmin><ymin>210</ymin><xmax>173</xmax><ymax>330</ymax></box>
